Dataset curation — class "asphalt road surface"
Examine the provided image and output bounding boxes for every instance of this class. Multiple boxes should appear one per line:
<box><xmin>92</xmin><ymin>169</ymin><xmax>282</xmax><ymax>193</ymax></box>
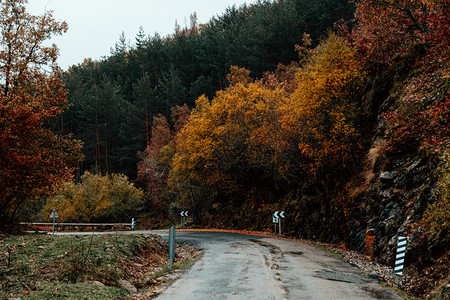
<box><xmin>153</xmin><ymin>231</ymin><xmax>403</xmax><ymax>300</ymax></box>
<box><xmin>55</xmin><ymin>230</ymin><xmax>403</xmax><ymax>299</ymax></box>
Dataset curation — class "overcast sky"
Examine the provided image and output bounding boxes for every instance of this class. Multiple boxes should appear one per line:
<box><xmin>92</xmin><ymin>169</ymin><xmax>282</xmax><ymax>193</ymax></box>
<box><xmin>26</xmin><ymin>0</ymin><xmax>250</xmax><ymax>70</ymax></box>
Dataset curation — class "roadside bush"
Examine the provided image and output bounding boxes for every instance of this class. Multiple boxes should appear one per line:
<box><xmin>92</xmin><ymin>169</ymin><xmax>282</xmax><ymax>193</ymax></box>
<box><xmin>39</xmin><ymin>171</ymin><xmax>144</xmax><ymax>222</ymax></box>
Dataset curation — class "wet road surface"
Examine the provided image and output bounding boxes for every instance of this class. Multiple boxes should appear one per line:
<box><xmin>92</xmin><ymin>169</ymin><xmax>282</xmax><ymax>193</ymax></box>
<box><xmin>154</xmin><ymin>231</ymin><xmax>403</xmax><ymax>300</ymax></box>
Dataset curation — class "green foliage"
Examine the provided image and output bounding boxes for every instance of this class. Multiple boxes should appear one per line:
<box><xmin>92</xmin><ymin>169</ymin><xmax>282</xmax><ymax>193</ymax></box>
<box><xmin>60</xmin><ymin>69</ymin><xmax>140</xmax><ymax>177</ymax></box>
<box><xmin>58</xmin><ymin>0</ymin><xmax>355</xmax><ymax>179</ymax></box>
<box><xmin>169</xmin><ymin>32</ymin><xmax>367</xmax><ymax>226</ymax></box>
<box><xmin>39</xmin><ymin>172</ymin><xmax>144</xmax><ymax>222</ymax></box>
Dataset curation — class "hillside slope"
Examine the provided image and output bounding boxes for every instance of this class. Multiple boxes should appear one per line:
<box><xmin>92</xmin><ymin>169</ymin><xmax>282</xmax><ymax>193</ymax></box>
<box><xmin>348</xmin><ymin>55</ymin><xmax>449</xmax><ymax>298</ymax></box>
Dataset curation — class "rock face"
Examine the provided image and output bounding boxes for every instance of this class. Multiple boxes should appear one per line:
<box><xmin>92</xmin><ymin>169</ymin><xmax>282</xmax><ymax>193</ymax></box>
<box><xmin>118</xmin><ymin>279</ymin><xmax>137</xmax><ymax>293</ymax></box>
<box><xmin>379</xmin><ymin>171</ymin><xmax>397</xmax><ymax>183</ymax></box>
<box><xmin>344</xmin><ymin>122</ymin><xmax>450</xmax><ymax>298</ymax></box>
<box><xmin>354</xmin><ymin>148</ymin><xmax>436</xmax><ymax>264</ymax></box>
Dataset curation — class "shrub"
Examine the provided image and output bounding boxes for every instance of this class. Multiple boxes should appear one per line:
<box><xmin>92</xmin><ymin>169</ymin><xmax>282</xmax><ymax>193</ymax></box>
<box><xmin>39</xmin><ymin>172</ymin><xmax>144</xmax><ymax>222</ymax></box>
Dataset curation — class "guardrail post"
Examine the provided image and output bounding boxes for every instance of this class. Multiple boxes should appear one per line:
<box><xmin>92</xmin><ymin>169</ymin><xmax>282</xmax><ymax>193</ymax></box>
<box><xmin>169</xmin><ymin>227</ymin><xmax>176</xmax><ymax>272</ymax></box>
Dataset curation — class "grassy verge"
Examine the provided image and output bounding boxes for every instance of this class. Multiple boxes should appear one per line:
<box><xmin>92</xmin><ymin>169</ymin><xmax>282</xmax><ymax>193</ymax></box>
<box><xmin>0</xmin><ymin>233</ymin><xmax>201</xmax><ymax>299</ymax></box>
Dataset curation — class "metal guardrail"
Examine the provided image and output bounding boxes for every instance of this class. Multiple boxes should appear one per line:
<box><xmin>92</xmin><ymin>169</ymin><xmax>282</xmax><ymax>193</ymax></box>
<box><xmin>19</xmin><ymin>222</ymin><xmax>132</xmax><ymax>226</ymax></box>
<box><xmin>19</xmin><ymin>222</ymin><xmax>134</xmax><ymax>232</ymax></box>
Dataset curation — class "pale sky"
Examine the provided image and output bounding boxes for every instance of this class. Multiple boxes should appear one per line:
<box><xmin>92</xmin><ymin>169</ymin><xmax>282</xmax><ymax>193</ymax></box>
<box><xmin>26</xmin><ymin>0</ymin><xmax>250</xmax><ymax>70</ymax></box>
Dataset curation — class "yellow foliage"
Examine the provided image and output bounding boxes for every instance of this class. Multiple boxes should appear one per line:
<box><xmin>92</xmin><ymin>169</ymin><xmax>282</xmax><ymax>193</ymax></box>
<box><xmin>286</xmin><ymin>33</ymin><xmax>367</xmax><ymax>173</ymax></box>
<box><xmin>172</xmin><ymin>78</ymin><xmax>291</xmax><ymax>192</ymax></box>
<box><xmin>39</xmin><ymin>172</ymin><xmax>144</xmax><ymax>222</ymax></box>
<box><xmin>171</xmin><ymin>33</ymin><xmax>367</xmax><ymax>196</ymax></box>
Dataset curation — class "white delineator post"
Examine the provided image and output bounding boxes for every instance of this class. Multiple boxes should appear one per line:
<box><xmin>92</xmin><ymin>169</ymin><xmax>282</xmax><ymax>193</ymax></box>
<box><xmin>394</xmin><ymin>236</ymin><xmax>407</xmax><ymax>276</ymax></box>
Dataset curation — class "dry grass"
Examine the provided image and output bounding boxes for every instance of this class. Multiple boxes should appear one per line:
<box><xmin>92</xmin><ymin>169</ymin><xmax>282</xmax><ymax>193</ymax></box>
<box><xmin>0</xmin><ymin>233</ymin><xmax>201</xmax><ymax>299</ymax></box>
<box><xmin>350</xmin><ymin>137</ymin><xmax>387</xmax><ymax>197</ymax></box>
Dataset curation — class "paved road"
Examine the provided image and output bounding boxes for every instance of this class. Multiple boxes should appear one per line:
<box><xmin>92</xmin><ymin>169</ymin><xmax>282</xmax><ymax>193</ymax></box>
<box><xmin>154</xmin><ymin>231</ymin><xmax>403</xmax><ymax>300</ymax></box>
<box><xmin>56</xmin><ymin>230</ymin><xmax>402</xmax><ymax>299</ymax></box>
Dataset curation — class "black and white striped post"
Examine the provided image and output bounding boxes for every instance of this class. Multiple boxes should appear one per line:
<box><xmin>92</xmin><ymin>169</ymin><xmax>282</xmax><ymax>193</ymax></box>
<box><xmin>394</xmin><ymin>236</ymin><xmax>407</xmax><ymax>276</ymax></box>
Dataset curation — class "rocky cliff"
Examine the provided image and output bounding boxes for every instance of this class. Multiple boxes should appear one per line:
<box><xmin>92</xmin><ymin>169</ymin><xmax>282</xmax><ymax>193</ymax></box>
<box><xmin>348</xmin><ymin>63</ymin><xmax>449</xmax><ymax>298</ymax></box>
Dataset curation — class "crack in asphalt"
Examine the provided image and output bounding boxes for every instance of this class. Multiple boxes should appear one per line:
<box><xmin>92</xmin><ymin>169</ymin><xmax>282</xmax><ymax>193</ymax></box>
<box><xmin>152</xmin><ymin>231</ymin><xmax>403</xmax><ymax>300</ymax></box>
<box><xmin>250</xmin><ymin>239</ymin><xmax>289</xmax><ymax>298</ymax></box>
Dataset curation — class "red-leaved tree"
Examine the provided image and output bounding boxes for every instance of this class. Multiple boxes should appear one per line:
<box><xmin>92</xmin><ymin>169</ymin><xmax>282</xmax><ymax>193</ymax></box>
<box><xmin>0</xmin><ymin>0</ymin><xmax>83</xmax><ymax>222</ymax></box>
<box><xmin>137</xmin><ymin>105</ymin><xmax>190</xmax><ymax>213</ymax></box>
<box><xmin>352</xmin><ymin>0</ymin><xmax>449</xmax><ymax>67</ymax></box>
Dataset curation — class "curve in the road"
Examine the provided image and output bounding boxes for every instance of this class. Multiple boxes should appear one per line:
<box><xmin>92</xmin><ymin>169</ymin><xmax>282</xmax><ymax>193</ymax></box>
<box><xmin>155</xmin><ymin>231</ymin><xmax>403</xmax><ymax>300</ymax></box>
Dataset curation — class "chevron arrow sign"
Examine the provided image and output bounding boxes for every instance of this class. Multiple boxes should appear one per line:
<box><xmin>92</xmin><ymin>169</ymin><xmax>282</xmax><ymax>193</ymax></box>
<box><xmin>180</xmin><ymin>211</ymin><xmax>188</xmax><ymax>217</ymax></box>
<box><xmin>273</xmin><ymin>211</ymin><xmax>285</xmax><ymax>219</ymax></box>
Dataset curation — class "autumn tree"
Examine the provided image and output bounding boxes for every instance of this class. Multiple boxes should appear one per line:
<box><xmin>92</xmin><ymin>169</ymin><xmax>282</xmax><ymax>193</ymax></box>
<box><xmin>55</xmin><ymin>0</ymin><xmax>355</xmax><ymax>179</ymax></box>
<box><xmin>40</xmin><ymin>171</ymin><xmax>144</xmax><ymax>222</ymax></box>
<box><xmin>286</xmin><ymin>33</ymin><xmax>367</xmax><ymax>176</ymax></box>
<box><xmin>0</xmin><ymin>0</ymin><xmax>82</xmax><ymax>222</ymax></box>
<box><xmin>357</xmin><ymin>0</ymin><xmax>450</xmax><ymax>155</ymax></box>
<box><xmin>352</xmin><ymin>0</ymin><xmax>449</xmax><ymax>67</ymax></box>
<box><xmin>170</xmin><ymin>34</ymin><xmax>367</xmax><ymax>225</ymax></box>
<box><xmin>137</xmin><ymin>105</ymin><xmax>190</xmax><ymax>214</ymax></box>
<box><xmin>170</xmin><ymin>67</ymin><xmax>296</xmax><ymax>222</ymax></box>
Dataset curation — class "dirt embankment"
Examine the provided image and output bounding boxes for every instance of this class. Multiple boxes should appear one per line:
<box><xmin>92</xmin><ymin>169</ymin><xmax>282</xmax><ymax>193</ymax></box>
<box><xmin>0</xmin><ymin>233</ymin><xmax>202</xmax><ymax>299</ymax></box>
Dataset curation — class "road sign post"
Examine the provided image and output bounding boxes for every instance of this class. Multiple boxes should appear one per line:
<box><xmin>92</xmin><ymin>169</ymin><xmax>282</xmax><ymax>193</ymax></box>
<box><xmin>272</xmin><ymin>213</ymin><xmax>279</xmax><ymax>224</ymax></box>
<box><xmin>49</xmin><ymin>209</ymin><xmax>59</xmax><ymax>235</ymax></box>
<box><xmin>180</xmin><ymin>211</ymin><xmax>188</xmax><ymax>229</ymax></box>
<box><xmin>273</xmin><ymin>211</ymin><xmax>285</xmax><ymax>236</ymax></box>
<box><xmin>272</xmin><ymin>213</ymin><xmax>279</xmax><ymax>234</ymax></box>
<box><xmin>131</xmin><ymin>218</ymin><xmax>135</xmax><ymax>230</ymax></box>
<box><xmin>279</xmin><ymin>217</ymin><xmax>282</xmax><ymax>236</ymax></box>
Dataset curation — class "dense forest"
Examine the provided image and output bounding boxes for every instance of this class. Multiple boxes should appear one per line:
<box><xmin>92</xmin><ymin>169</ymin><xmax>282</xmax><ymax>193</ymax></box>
<box><xmin>1</xmin><ymin>0</ymin><xmax>448</xmax><ymax>297</ymax></box>
<box><xmin>55</xmin><ymin>0</ymin><xmax>355</xmax><ymax>178</ymax></box>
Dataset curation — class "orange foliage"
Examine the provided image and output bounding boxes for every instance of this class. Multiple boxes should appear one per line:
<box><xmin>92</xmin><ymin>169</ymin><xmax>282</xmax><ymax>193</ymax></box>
<box><xmin>0</xmin><ymin>0</ymin><xmax>82</xmax><ymax>220</ymax></box>
<box><xmin>137</xmin><ymin>105</ymin><xmax>190</xmax><ymax>212</ymax></box>
<box><xmin>285</xmin><ymin>33</ymin><xmax>367</xmax><ymax>174</ymax></box>
<box><xmin>172</xmin><ymin>73</ymin><xmax>291</xmax><ymax>194</ymax></box>
<box><xmin>353</xmin><ymin>0</ymin><xmax>450</xmax><ymax>66</ymax></box>
<box><xmin>172</xmin><ymin>33</ymin><xmax>367</xmax><ymax>203</ymax></box>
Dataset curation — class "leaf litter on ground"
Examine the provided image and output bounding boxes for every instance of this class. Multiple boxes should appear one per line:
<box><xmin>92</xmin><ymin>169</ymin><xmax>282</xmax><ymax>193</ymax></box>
<box><xmin>0</xmin><ymin>233</ymin><xmax>202</xmax><ymax>299</ymax></box>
